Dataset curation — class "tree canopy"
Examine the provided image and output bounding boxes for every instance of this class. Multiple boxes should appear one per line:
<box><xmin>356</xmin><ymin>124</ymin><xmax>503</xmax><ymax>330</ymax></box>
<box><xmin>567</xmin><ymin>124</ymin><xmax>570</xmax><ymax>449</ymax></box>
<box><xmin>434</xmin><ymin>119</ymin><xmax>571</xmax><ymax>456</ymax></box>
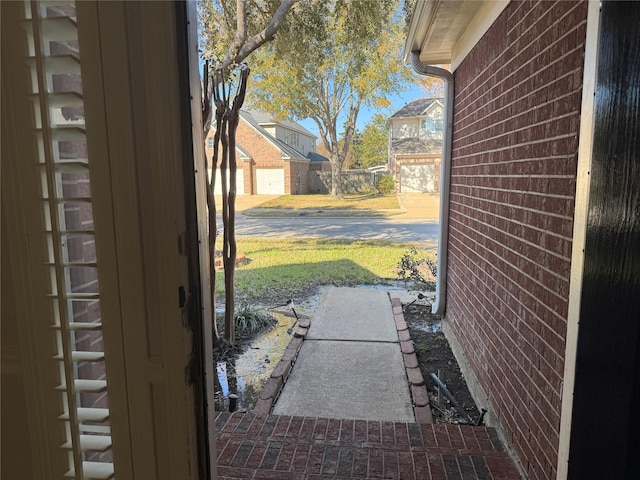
<box><xmin>351</xmin><ymin>113</ymin><xmax>389</xmax><ymax>169</ymax></box>
<box><xmin>198</xmin><ymin>0</ymin><xmax>298</xmax><ymax>344</ymax></box>
<box><xmin>248</xmin><ymin>0</ymin><xmax>412</xmax><ymax>198</ymax></box>
<box><xmin>198</xmin><ymin>0</ymin><xmax>298</xmax><ymax>72</ymax></box>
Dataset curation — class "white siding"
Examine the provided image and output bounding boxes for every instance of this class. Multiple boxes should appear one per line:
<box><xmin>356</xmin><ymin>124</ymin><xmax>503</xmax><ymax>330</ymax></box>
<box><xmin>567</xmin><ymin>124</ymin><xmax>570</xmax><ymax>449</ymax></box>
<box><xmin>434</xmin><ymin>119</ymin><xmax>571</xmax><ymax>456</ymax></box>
<box><xmin>392</xmin><ymin>119</ymin><xmax>421</xmax><ymax>139</ymax></box>
<box><xmin>275</xmin><ymin>126</ymin><xmax>315</xmax><ymax>155</ymax></box>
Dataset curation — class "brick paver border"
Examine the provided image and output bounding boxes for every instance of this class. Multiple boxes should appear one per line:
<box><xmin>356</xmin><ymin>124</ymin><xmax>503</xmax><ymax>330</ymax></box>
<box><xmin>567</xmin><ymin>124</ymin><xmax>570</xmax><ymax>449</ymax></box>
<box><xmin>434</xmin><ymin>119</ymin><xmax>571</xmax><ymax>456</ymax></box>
<box><xmin>253</xmin><ymin>315</ymin><xmax>311</xmax><ymax>415</ymax></box>
<box><xmin>391</xmin><ymin>297</ymin><xmax>434</xmax><ymax>424</ymax></box>
<box><xmin>254</xmin><ymin>297</ymin><xmax>435</xmax><ymax>424</ymax></box>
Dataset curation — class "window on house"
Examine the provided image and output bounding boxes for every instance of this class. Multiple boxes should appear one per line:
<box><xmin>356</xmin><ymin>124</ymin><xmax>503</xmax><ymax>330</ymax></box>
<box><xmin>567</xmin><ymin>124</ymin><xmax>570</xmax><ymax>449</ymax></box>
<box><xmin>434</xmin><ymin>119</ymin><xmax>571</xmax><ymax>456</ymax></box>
<box><xmin>284</xmin><ymin>130</ymin><xmax>299</xmax><ymax>147</ymax></box>
<box><xmin>20</xmin><ymin>1</ymin><xmax>115</xmax><ymax>477</ymax></box>
<box><xmin>422</xmin><ymin>118</ymin><xmax>443</xmax><ymax>133</ymax></box>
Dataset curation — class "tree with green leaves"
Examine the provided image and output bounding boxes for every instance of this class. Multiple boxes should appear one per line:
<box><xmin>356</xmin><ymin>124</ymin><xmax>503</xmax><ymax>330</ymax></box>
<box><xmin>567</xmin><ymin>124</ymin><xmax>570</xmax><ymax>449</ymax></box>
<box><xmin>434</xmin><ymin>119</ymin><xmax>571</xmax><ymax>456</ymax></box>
<box><xmin>248</xmin><ymin>0</ymin><xmax>412</xmax><ymax>198</ymax></box>
<box><xmin>198</xmin><ymin>0</ymin><xmax>298</xmax><ymax>344</ymax></box>
<box><xmin>352</xmin><ymin>113</ymin><xmax>389</xmax><ymax>169</ymax></box>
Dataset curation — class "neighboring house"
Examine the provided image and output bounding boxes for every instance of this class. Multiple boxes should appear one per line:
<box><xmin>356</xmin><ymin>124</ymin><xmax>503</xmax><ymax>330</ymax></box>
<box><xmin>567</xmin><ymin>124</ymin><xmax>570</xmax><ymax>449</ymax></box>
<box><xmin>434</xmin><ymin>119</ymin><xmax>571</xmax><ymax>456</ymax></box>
<box><xmin>388</xmin><ymin>97</ymin><xmax>444</xmax><ymax>192</ymax></box>
<box><xmin>205</xmin><ymin>110</ymin><xmax>330</xmax><ymax>195</ymax></box>
<box><xmin>406</xmin><ymin>1</ymin><xmax>639</xmax><ymax>480</ymax></box>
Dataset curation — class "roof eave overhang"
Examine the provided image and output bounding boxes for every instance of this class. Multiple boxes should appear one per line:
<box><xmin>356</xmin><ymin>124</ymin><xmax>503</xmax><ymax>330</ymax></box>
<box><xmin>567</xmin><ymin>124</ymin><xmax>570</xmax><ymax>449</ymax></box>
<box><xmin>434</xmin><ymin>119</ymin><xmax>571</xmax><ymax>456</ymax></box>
<box><xmin>404</xmin><ymin>0</ymin><xmax>510</xmax><ymax>72</ymax></box>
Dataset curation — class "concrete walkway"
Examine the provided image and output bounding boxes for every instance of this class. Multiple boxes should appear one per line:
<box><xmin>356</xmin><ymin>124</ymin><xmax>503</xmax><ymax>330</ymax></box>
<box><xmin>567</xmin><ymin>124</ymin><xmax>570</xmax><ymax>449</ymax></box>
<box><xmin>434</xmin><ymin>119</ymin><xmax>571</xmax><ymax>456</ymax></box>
<box><xmin>272</xmin><ymin>287</ymin><xmax>415</xmax><ymax>422</ymax></box>
<box><xmin>224</xmin><ymin>287</ymin><xmax>523</xmax><ymax>479</ymax></box>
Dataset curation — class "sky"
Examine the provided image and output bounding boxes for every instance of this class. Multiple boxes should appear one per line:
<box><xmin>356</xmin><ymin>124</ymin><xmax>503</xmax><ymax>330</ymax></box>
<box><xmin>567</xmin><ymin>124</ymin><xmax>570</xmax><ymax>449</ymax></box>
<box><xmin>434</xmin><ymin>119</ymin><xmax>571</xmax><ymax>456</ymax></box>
<box><xmin>298</xmin><ymin>83</ymin><xmax>427</xmax><ymax>139</ymax></box>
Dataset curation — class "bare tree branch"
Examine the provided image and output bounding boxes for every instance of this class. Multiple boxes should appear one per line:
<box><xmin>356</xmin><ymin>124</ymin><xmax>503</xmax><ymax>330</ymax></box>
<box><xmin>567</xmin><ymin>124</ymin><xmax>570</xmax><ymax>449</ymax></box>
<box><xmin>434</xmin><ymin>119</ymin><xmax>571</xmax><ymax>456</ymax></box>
<box><xmin>219</xmin><ymin>0</ymin><xmax>298</xmax><ymax>70</ymax></box>
<box><xmin>228</xmin><ymin>0</ymin><xmax>247</xmax><ymax>64</ymax></box>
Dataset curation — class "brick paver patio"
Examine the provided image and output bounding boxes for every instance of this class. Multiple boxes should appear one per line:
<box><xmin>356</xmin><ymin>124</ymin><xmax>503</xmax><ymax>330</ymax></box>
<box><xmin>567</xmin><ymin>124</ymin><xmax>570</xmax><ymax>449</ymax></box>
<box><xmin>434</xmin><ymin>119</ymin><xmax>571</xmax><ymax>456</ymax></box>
<box><xmin>215</xmin><ymin>412</ymin><xmax>522</xmax><ymax>479</ymax></box>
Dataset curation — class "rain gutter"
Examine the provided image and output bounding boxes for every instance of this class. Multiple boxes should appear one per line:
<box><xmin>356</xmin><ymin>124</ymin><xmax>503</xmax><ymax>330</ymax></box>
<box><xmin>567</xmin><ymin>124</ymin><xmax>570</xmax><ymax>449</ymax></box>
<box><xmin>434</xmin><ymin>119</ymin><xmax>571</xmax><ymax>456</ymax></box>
<box><xmin>410</xmin><ymin>52</ymin><xmax>453</xmax><ymax>315</ymax></box>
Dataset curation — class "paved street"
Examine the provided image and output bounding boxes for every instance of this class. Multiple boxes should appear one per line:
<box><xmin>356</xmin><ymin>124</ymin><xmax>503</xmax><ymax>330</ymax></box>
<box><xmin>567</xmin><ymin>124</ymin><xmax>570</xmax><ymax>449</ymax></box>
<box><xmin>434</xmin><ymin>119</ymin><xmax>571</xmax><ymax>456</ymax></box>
<box><xmin>230</xmin><ymin>215</ymin><xmax>438</xmax><ymax>243</ymax></box>
<box><xmin>216</xmin><ymin>193</ymin><xmax>440</xmax><ymax>244</ymax></box>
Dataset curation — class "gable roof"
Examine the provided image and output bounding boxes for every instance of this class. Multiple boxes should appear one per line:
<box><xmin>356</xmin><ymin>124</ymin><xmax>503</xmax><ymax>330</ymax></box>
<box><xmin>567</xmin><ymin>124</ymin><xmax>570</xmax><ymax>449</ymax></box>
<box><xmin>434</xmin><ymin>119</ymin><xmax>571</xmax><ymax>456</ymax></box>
<box><xmin>390</xmin><ymin>97</ymin><xmax>444</xmax><ymax>119</ymax></box>
<box><xmin>246</xmin><ymin>110</ymin><xmax>317</xmax><ymax>138</ymax></box>
<box><xmin>306</xmin><ymin>151</ymin><xmax>330</xmax><ymax>162</ymax></box>
<box><xmin>236</xmin><ymin>144</ymin><xmax>252</xmax><ymax>159</ymax></box>
<box><xmin>240</xmin><ymin>110</ymin><xmax>308</xmax><ymax>160</ymax></box>
<box><xmin>391</xmin><ymin>137</ymin><xmax>442</xmax><ymax>155</ymax></box>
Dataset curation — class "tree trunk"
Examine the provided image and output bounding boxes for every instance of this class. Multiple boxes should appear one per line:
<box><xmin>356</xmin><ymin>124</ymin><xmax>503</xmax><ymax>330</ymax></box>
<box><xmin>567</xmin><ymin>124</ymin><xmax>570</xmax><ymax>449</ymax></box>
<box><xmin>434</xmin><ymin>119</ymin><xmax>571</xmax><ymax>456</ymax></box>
<box><xmin>330</xmin><ymin>159</ymin><xmax>344</xmax><ymax>199</ymax></box>
<box><xmin>219</xmin><ymin>107</ymin><xmax>234</xmax><ymax>345</ymax></box>
<box><xmin>202</xmin><ymin>62</ymin><xmax>220</xmax><ymax>343</ymax></box>
<box><xmin>205</xmin><ymin>151</ymin><xmax>220</xmax><ymax>342</ymax></box>
<box><xmin>214</xmin><ymin>67</ymin><xmax>250</xmax><ymax>346</ymax></box>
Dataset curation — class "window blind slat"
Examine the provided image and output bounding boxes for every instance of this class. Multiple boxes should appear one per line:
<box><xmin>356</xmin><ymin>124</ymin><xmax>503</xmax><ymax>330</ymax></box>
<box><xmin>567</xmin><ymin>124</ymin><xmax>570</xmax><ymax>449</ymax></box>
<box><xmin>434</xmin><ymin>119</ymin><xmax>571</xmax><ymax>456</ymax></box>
<box><xmin>64</xmin><ymin>462</ymin><xmax>115</xmax><ymax>479</ymax></box>
<box><xmin>30</xmin><ymin>91</ymin><xmax>84</xmax><ymax>108</ymax></box>
<box><xmin>25</xmin><ymin>2</ymin><xmax>115</xmax><ymax>477</ymax></box>
<box><xmin>53</xmin><ymin>351</ymin><xmax>104</xmax><ymax>362</ymax></box>
<box><xmin>56</xmin><ymin>379</ymin><xmax>107</xmax><ymax>393</ymax></box>
<box><xmin>26</xmin><ymin>55</ymin><xmax>81</xmax><ymax>75</ymax></box>
<box><xmin>21</xmin><ymin>16</ymin><xmax>77</xmax><ymax>42</ymax></box>
<box><xmin>58</xmin><ymin>408</ymin><xmax>110</xmax><ymax>423</ymax></box>
<box><xmin>62</xmin><ymin>435</ymin><xmax>112</xmax><ymax>452</ymax></box>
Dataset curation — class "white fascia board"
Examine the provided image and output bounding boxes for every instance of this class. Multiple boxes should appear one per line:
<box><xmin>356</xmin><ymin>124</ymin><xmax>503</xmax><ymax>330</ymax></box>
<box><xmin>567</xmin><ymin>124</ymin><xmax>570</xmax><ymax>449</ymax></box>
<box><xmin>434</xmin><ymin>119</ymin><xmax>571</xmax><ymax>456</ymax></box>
<box><xmin>421</xmin><ymin>100</ymin><xmax>445</xmax><ymax>115</ymax></box>
<box><xmin>404</xmin><ymin>0</ymin><xmax>434</xmax><ymax>63</ymax></box>
<box><xmin>405</xmin><ymin>1</ymin><xmax>509</xmax><ymax>72</ymax></box>
<box><xmin>450</xmin><ymin>1</ymin><xmax>510</xmax><ymax>72</ymax></box>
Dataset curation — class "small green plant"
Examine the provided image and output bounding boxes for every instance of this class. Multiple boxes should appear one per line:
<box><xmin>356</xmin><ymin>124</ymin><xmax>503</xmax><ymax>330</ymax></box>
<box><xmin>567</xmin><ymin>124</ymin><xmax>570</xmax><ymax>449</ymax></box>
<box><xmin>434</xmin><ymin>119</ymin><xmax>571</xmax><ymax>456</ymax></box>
<box><xmin>397</xmin><ymin>246</ymin><xmax>437</xmax><ymax>288</ymax></box>
<box><xmin>376</xmin><ymin>173</ymin><xmax>396</xmax><ymax>195</ymax></box>
<box><xmin>216</xmin><ymin>305</ymin><xmax>278</xmax><ymax>339</ymax></box>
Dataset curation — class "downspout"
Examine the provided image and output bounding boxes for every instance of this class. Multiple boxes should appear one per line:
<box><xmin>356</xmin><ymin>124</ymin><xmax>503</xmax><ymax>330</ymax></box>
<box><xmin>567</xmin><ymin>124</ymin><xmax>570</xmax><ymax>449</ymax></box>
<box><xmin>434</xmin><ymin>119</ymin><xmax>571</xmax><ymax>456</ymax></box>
<box><xmin>410</xmin><ymin>52</ymin><xmax>453</xmax><ymax>315</ymax></box>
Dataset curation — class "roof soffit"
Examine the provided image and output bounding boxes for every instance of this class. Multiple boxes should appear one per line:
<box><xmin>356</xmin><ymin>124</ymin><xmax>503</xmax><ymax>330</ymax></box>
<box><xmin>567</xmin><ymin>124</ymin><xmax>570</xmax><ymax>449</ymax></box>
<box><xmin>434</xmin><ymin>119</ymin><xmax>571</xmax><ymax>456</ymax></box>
<box><xmin>405</xmin><ymin>0</ymin><xmax>509</xmax><ymax>71</ymax></box>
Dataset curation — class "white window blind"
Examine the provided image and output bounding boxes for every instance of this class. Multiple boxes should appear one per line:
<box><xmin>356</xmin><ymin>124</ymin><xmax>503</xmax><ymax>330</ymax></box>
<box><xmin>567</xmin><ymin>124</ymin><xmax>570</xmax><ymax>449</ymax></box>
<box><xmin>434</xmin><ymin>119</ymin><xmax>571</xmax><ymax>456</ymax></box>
<box><xmin>21</xmin><ymin>1</ymin><xmax>114</xmax><ymax>478</ymax></box>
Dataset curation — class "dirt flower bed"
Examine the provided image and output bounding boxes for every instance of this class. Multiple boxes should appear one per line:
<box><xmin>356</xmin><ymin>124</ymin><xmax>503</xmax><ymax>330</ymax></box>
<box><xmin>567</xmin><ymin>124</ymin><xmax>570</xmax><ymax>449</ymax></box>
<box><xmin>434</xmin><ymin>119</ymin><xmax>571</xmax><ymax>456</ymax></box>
<box><xmin>402</xmin><ymin>303</ymin><xmax>481</xmax><ymax>424</ymax></box>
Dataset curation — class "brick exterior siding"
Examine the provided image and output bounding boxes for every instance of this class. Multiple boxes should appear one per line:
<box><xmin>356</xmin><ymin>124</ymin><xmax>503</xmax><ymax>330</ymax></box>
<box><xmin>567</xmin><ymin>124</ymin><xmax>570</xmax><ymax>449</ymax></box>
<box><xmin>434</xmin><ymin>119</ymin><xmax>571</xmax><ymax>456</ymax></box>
<box><xmin>309</xmin><ymin>161</ymin><xmax>331</xmax><ymax>172</ymax></box>
<box><xmin>446</xmin><ymin>2</ymin><xmax>587</xmax><ymax>479</ymax></box>
<box><xmin>236</xmin><ymin>121</ymin><xmax>284</xmax><ymax>167</ymax></box>
<box><xmin>285</xmin><ymin>160</ymin><xmax>310</xmax><ymax>195</ymax></box>
<box><xmin>206</xmin><ymin>121</ymin><xmax>312</xmax><ymax>194</ymax></box>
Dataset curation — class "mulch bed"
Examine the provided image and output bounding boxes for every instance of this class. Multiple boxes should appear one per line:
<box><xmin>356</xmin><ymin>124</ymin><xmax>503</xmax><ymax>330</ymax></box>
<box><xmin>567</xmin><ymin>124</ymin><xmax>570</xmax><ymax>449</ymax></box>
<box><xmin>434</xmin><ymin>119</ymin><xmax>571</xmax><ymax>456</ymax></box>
<box><xmin>402</xmin><ymin>303</ymin><xmax>481</xmax><ymax>425</ymax></box>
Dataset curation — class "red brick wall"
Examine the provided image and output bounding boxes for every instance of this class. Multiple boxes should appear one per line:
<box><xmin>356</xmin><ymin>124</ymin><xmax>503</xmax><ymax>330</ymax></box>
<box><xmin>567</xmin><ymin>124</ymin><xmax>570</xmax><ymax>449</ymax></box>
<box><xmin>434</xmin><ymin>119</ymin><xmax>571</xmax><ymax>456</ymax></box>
<box><xmin>206</xmin><ymin>124</ymin><xmax>281</xmax><ymax>166</ymax></box>
<box><xmin>308</xmin><ymin>161</ymin><xmax>332</xmax><ymax>173</ymax></box>
<box><xmin>236</xmin><ymin>121</ymin><xmax>284</xmax><ymax>167</ymax></box>
<box><xmin>243</xmin><ymin>161</ymin><xmax>254</xmax><ymax>195</ymax></box>
<box><xmin>446</xmin><ymin>2</ymin><xmax>587</xmax><ymax>479</ymax></box>
<box><xmin>285</xmin><ymin>160</ymin><xmax>310</xmax><ymax>194</ymax></box>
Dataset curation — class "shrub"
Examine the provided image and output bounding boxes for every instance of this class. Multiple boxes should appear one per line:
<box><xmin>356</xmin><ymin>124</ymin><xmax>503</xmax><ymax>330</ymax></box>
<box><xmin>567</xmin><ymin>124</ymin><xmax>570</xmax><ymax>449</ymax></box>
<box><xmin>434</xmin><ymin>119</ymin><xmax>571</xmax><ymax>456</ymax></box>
<box><xmin>216</xmin><ymin>305</ymin><xmax>278</xmax><ymax>339</ymax></box>
<box><xmin>397</xmin><ymin>246</ymin><xmax>437</xmax><ymax>289</ymax></box>
<box><xmin>376</xmin><ymin>173</ymin><xmax>396</xmax><ymax>195</ymax></box>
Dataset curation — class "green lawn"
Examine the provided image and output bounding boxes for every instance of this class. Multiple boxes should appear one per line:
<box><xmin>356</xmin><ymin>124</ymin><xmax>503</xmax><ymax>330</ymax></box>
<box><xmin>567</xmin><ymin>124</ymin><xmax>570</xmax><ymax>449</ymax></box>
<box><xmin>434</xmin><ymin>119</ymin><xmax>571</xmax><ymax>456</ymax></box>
<box><xmin>215</xmin><ymin>238</ymin><xmax>415</xmax><ymax>304</ymax></box>
<box><xmin>251</xmin><ymin>193</ymin><xmax>400</xmax><ymax>211</ymax></box>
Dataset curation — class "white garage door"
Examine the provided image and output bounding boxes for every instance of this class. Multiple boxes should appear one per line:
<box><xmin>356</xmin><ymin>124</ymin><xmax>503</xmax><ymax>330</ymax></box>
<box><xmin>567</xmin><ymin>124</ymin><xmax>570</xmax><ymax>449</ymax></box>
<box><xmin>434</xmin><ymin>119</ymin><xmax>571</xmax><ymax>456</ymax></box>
<box><xmin>209</xmin><ymin>168</ymin><xmax>245</xmax><ymax>195</ymax></box>
<box><xmin>256</xmin><ymin>168</ymin><xmax>285</xmax><ymax>194</ymax></box>
<box><xmin>400</xmin><ymin>164</ymin><xmax>435</xmax><ymax>193</ymax></box>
